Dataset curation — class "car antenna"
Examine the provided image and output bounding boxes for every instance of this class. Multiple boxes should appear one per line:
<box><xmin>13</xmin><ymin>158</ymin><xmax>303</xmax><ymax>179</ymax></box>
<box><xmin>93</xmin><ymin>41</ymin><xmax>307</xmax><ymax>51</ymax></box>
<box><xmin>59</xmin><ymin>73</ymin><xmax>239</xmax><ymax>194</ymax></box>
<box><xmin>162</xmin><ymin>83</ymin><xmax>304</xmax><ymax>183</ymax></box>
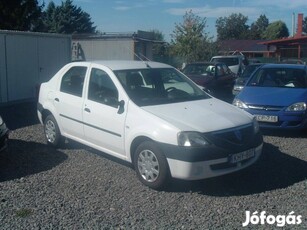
<box><xmin>121</xmin><ymin>42</ymin><xmax>152</xmax><ymax>68</ymax></box>
<box><xmin>133</xmin><ymin>52</ymin><xmax>151</xmax><ymax>68</ymax></box>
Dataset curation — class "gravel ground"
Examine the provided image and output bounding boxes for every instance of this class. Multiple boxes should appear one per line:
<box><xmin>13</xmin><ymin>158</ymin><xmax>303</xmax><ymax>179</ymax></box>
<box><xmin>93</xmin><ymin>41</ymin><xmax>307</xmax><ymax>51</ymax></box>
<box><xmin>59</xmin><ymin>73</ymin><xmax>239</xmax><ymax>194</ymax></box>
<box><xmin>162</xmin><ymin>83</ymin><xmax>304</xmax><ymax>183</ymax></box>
<box><xmin>0</xmin><ymin>102</ymin><xmax>306</xmax><ymax>229</ymax></box>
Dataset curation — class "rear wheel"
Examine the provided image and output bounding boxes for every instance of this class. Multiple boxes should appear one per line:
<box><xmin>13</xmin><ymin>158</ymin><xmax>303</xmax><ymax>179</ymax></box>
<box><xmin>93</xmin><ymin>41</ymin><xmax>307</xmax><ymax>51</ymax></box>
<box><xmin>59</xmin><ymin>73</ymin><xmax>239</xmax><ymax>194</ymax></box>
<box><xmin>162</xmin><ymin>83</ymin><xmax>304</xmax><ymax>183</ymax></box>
<box><xmin>44</xmin><ymin>115</ymin><xmax>63</xmax><ymax>148</ymax></box>
<box><xmin>133</xmin><ymin>141</ymin><xmax>170</xmax><ymax>190</ymax></box>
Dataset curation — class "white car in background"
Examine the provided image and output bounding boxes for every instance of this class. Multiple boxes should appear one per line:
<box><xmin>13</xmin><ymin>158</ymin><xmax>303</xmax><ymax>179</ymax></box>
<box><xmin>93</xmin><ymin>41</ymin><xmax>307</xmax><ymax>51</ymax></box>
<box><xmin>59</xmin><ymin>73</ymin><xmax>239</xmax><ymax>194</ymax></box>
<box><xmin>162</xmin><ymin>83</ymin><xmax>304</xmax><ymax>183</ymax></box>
<box><xmin>210</xmin><ymin>55</ymin><xmax>247</xmax><ymax>76</ymax></box>
<box><xmin>37</xmin><ymin>60</ymin><xmax>263</xmax><ymax>189</ymax></box>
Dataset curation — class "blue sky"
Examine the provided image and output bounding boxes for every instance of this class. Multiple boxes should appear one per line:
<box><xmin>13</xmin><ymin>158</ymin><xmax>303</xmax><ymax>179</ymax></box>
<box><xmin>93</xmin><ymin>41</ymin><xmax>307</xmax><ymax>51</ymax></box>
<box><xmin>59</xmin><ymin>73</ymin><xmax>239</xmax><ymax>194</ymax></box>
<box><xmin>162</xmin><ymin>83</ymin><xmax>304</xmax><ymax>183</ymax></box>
<box><xmin>44</xmin><ymin>0</ymin><xmax>307</xmax><ymax>41</ymax></box>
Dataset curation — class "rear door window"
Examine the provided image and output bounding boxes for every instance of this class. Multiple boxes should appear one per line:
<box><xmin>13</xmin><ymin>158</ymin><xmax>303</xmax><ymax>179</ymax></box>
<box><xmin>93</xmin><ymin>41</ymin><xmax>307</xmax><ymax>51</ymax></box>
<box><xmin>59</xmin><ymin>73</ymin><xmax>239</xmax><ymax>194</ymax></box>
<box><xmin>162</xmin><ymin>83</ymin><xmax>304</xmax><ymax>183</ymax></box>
<box><xmin>60</xmin><ymin>66</ymin><xmax>87</xmax><ymax>97</ymax></box>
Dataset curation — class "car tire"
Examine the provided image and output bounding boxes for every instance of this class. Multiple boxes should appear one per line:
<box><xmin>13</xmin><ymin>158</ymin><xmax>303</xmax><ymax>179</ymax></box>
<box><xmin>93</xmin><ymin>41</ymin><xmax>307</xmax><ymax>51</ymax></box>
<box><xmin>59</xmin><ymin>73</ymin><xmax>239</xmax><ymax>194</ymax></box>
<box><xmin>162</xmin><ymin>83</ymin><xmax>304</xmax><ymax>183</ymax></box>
<box><xmin>44</xmin><ymin>114</ymin><xmax>63</xmax><ymax>148</ymax></box>
<box><xmin>133</xmin><ymin>141</ymin><xmax>170</xmax><ymax>190</ymax></box>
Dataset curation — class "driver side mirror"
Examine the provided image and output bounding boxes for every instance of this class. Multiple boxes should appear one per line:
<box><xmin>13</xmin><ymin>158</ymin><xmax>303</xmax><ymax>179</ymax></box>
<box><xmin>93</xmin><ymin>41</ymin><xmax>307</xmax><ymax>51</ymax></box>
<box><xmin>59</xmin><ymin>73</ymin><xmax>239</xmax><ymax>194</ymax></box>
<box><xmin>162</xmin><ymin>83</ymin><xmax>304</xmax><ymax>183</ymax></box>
<box><xmin>117</xmin><ymin>100</ymin><xmax>125</xmax><ymax>114</ymax></box>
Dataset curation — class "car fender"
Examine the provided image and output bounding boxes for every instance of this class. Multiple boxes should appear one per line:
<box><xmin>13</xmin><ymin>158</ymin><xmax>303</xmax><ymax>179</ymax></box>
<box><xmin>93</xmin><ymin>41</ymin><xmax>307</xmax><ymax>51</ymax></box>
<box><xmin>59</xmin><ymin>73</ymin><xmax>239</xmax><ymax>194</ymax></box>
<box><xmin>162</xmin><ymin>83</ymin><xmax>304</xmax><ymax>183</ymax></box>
<box><xmin>124</xmin><ymin>102</ymin><xmax>180</xmax><ymax>162</ymax></box>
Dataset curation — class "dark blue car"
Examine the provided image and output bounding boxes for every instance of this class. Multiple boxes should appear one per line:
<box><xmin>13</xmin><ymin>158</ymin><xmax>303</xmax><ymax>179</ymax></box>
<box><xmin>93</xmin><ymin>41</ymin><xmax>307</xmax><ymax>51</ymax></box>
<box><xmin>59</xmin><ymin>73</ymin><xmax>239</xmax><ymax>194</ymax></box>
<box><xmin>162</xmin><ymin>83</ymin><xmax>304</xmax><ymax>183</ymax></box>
<box><xmin>233</xmin><ymin>64</ymin><xmax>307</xmax><ymax>130</ymax></box>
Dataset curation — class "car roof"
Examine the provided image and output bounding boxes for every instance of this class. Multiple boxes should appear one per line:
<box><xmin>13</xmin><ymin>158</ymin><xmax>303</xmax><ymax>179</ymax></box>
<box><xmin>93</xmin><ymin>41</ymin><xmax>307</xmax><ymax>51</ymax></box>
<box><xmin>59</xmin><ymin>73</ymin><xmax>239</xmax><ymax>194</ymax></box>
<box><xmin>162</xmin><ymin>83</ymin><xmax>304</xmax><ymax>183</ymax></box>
<box><xmin>245</xmin><ymin>63</ymin><xmax>263</xmax><ymax>68</ymax></box>
<box><xmin>73</xmin><ymin>60</ymin><xmax>172</xmax><ymax>71</ymax></box>
<box><xmin>186</xmin><ymin>62</ymin><xmax>215</xmax><ymax>65</ymax></box>
<box><xmin>211</xmin><ymin>55</ymin><xmax>243</xmax><ymax>59</ymax></box>
<box><xmin>261</xmin><ymin>63</ymin><xmax>307</xmax><ymax>69</ymax></box>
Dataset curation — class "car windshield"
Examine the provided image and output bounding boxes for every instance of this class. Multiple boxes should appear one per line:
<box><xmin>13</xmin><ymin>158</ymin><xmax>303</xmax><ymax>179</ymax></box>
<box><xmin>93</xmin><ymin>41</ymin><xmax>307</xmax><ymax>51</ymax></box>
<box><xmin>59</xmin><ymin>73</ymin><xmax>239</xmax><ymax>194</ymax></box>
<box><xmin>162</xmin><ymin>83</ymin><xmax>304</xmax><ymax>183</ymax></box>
<box><xmin>211</xmin><ymin>57</ymin><xmax>239</xmax><ymax>66</ymax></box>
<box><xmin>247</xmin><ymin>67</ymin><xmax>307</xmax><ymax>88</ymax></box>
<box><xmin>114</xmin><ymin>68</ymin><xmax>210</xmax><ymax>106</ymax></box>
<box><xmin>182</xmin><ymin>64</ymin><xmax>215</xmax><ymax>75</ymax></box>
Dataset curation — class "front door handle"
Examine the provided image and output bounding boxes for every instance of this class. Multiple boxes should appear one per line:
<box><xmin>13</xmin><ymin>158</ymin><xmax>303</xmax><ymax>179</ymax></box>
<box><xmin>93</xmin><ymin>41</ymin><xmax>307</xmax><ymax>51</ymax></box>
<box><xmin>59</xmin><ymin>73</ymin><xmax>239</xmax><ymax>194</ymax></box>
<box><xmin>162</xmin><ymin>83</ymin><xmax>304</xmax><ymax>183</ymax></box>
<box><xmin>54</xmin><ymin>98</ymin><xmax>59</xmax><ymax>102</ymax></box>
<box><xmin>84</xmin><ymin>108</ymin><xmax>91</xmax><ymax>113</ymax></box>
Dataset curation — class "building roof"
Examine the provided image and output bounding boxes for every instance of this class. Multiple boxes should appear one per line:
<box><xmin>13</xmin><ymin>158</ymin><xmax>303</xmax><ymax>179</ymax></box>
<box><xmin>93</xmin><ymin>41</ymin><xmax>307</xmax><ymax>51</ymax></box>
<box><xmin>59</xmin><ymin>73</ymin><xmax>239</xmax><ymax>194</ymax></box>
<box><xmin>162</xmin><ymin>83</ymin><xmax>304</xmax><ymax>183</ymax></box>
<box><xmin>258</xmin><ymin>36</ymin><xmax>307</xmax><ymax>46</ymax></box>
<box><xmin>72</xmin><ymin>30</ymin><xmax>163</xmax><ymax>43</ymax></box>
<box><xmin>218</xmin><ymin>40</ymin><xmax>274</xmax><ymax>53</ymax></box>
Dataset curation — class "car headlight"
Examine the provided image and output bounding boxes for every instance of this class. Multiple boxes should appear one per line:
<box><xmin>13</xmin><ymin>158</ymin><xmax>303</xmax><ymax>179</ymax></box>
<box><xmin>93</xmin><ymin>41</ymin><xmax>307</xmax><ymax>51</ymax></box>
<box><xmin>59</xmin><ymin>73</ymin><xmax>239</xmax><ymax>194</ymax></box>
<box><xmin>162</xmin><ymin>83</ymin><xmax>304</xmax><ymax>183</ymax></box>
<box><xmin>233</xmin><ymin>85</ymin><xmax>244</xmax><ymax>91</ymax></box>
<box><xmin>0</xmin><ymin>116</ymin><xmax>3</xmax><ymax>125</ymax></box>
<box><xmin>232</xmin><ymin>98</ymin><xmax>248</xmax><ymax>109</ymax></box>
<box><xmin>286</xmin><ymin>102</ymin><xmax>306</xmax><ymax>111</ymax></box>
<box><xmin>178</xmin><ymin>131</ymin><xmax>209</xmax><ymax>147</ymax></box>
<box><xmin>253</xmin><ymin>117</ymin><xmax>260</xmax><ymax>133</ymax></box>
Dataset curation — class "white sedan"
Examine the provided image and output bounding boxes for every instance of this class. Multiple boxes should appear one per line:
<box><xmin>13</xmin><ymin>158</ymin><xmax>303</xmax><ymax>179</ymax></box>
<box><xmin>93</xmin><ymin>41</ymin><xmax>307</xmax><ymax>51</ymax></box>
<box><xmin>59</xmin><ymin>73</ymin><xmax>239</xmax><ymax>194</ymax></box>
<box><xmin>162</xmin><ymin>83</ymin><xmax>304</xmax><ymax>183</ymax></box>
<box><xmin>37</xmin><ymin>60</ymin><xmax>263</xmax><ymax>189</ymax></box>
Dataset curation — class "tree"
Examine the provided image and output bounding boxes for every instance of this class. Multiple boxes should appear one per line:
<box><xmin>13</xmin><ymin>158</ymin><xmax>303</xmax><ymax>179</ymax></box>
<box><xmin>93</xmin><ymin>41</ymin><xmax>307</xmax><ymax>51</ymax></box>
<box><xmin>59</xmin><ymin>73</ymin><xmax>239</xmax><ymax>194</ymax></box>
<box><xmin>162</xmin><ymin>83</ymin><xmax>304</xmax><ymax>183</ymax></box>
<box><xmin>151</xmin><ymin>30</ymin><xmax>166</xmax><ymax>58</ymax></box>
<box><xmin>0</xmin><ymin>0</ymin><xmax>43</xmax><ymax>31</ymax></box>
<box><xmin>262</xmin><ymin>21</ymin><xmax>289</xmax><ymax>40</ymax></box>
<box><xmin>216</xmin><ymin>13</ymin><xmax>249</xmax><ymax>40</ymax></box>
<box><xmin>41</xmin><ymin>0</ymin><xmax>96</xmax><ymax>34</ymax></box>
<box><xmin>249</xmin><ymin>14</ymin><xmax>269</xmax><ymax>39</ymax></box>
<box><xmin>170</xmin><ymin>10</ymin><xmax>214</xmax><ymax>63</ymax></box>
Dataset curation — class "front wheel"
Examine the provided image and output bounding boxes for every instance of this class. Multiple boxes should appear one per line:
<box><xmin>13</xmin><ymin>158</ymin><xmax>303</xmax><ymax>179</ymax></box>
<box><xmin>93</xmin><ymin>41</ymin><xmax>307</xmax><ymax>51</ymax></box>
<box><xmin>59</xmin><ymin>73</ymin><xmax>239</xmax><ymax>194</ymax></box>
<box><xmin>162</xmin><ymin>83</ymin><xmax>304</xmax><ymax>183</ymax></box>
<box><xmin>133</xmin><ymin>141</ymin><xmax>170</xmax><ymax>190</ymax></box>
<box><xmin>44</xmin><ymin>114</ymin><xmax>63</xmax><ymax>148</ymax></box>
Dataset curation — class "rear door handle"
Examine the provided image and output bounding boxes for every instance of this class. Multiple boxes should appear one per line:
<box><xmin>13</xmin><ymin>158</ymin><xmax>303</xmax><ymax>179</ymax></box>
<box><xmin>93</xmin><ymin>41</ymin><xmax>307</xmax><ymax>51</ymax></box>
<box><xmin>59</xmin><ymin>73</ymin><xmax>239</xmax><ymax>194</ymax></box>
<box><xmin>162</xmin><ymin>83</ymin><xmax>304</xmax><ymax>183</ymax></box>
<box><xmin>84</xmin><ymin>108</ymin><xmax>91</xmax><ymax>113</ymax></box>
<box><xmin>54</xmin><ymin>98</ymin><xmax>59</xmax><ymax>102</ymax></box>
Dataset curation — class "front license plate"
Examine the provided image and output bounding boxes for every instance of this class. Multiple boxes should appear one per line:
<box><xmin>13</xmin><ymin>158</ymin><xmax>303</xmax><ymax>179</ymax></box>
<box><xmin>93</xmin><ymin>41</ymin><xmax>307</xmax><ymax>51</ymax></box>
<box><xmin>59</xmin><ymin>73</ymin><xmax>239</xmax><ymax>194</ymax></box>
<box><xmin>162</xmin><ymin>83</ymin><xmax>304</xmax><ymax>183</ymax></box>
<box><xmin>230</xmin><ymin>149</ymin><xmax>255</xmax><ymax>163</ymax></box>
<box><xmin>255</xmin><ymin>115</ymin><xmax>278</xmax><ymax>123</ymax></box>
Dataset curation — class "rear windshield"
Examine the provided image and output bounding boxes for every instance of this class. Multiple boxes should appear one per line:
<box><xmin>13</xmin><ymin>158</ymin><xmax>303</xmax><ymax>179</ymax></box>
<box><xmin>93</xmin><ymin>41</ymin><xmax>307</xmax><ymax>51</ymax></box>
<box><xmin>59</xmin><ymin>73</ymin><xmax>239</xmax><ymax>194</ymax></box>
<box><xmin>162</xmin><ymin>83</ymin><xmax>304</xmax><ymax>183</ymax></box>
<box><xmin>211</xmin><ymin>57</ymin><xmax>239</xmax><ymax>66</ymax></box>
<box><xmin>247</xmin><ymin>67</ymin><xmax>307</xmax><ymax>88</ymax></box>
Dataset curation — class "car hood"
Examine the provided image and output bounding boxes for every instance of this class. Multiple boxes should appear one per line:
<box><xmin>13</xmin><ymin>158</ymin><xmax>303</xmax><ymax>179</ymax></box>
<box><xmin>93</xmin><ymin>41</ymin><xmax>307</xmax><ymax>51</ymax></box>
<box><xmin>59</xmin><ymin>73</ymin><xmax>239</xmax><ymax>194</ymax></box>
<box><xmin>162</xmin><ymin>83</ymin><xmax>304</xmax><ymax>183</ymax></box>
<box><xmin>142</xmin><ymin>98</ymin><xmax>252</xmax><ymax>132</ymax></box>
<box><xmin>238</xmin><ymin>87</ymin><xmax>307</xmax><ymax>106</ymax></box>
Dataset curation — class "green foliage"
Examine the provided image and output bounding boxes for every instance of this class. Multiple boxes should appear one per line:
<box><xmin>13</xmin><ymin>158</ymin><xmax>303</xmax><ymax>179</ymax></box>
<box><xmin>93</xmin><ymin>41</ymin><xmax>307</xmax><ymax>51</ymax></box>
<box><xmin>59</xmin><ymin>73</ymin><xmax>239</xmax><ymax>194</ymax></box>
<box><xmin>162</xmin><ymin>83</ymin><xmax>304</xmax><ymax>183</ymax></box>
<box><xmin>0</xmin><ymin>0</ymin><xmax>43</xmax><ymax>31</ymax></box>
<box><xmin>41</xmin><ymin>0</ymin><xmax>96</xmax><ymax>34</ymax></box>
<box><xmin>150</xmin><ymin>30</ymin><xmax>167</xmax><ymax>59</ymax></box>
<box><xmin>249</xmin><ymin>15</ymin><xmax>269</xmax><ymax>39</ymax></box>
<box><xmin>216</xmin><ymin>13</ymin><xmax>249</xmax><ymax>40</ymax></box>
<box><xmin>170</xmin><ymin>11</ymin><xmax>215</xmax><ymax>63</ymax></box>
<box><xmin>262</xmin><ymin>21</ymin><xmax>289</xmax><ymax>40</ymax></box>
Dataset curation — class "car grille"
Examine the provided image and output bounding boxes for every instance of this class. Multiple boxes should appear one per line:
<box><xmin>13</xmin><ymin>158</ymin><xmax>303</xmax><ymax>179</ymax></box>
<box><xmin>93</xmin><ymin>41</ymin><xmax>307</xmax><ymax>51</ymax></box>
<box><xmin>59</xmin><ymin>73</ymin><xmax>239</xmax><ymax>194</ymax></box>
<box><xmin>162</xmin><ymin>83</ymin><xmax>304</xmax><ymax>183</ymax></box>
<box><xmin>210</xmin><ymin>158</ymin><xmax>252</xmax><ymax>170</ymax></box>
<box><xmin>247</xmin><ymin>105</ymin><xmax>283</xmax><ymax>111</ymax></box>
<box><xmin>204</xmin><ymin>124</ymin><xmax>254</xmax><ymax>148</ymax></box>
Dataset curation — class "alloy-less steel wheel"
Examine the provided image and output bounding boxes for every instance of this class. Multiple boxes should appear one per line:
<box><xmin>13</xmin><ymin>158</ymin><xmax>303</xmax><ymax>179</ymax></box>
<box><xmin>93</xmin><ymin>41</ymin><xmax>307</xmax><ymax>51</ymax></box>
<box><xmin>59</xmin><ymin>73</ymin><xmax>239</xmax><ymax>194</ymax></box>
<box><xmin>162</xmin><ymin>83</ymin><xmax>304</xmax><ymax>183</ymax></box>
<box><xmin>44</xmin><ymin>115</ymin><xmax>62</xmax><ymax>147</ymax></box>
<box><xmin>134</xmin><ymin>141</ymin><xmax>170</xmax><ymax>190</ymax></box>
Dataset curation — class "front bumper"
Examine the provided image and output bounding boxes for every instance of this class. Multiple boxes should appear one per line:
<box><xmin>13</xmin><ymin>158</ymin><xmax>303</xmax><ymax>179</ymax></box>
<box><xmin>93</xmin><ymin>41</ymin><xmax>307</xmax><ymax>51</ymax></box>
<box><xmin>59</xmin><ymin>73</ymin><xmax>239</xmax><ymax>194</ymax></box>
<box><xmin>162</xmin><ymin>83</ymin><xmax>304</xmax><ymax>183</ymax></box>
<box><xmin>166</xmin><ymin>143</ymin><xmax>262</xmax><ymax>180</ymax></box>
<box><xmin>245</xmin><ymin>109</ymin><xmax>307</xmax><ymax>130</ymax></box>
<box><xmin>158</xmin><ymin>129</ymin><xmax>263</xmax><ymax>180</ymax></box>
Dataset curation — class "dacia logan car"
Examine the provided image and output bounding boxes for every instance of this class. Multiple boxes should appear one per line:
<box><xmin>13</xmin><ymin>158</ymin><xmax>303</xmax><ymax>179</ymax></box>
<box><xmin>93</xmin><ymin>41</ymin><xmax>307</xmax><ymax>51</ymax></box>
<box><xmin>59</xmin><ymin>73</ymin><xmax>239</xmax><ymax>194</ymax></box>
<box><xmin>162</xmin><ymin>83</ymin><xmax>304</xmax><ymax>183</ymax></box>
<box><xmin>37</xmin><ymin>61</ymin><xmax>263</xmax><ymax>189</ymax></box>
